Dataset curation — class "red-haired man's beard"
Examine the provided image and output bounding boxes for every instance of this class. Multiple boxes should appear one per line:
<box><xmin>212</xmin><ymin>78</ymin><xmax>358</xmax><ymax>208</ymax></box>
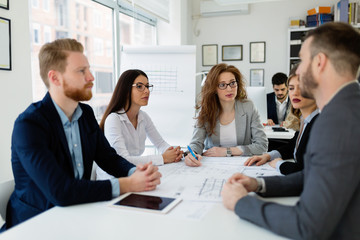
<box><xmin>63</xmin><ymin>79</ymin><xmax>93</xmax><ymax>102</ymax></box>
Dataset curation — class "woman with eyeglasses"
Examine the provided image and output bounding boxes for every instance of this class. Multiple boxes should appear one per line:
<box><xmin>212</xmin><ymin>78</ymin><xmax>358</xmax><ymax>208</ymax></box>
<box><xmin>185</xmin><ymin>63</ymin><xmax>268</xmax><ymax>167</ymax></box>
<box><xmin>96</xmin><ymin>69</ymin><xmax>183</xmax><ymax>180</ymax></box>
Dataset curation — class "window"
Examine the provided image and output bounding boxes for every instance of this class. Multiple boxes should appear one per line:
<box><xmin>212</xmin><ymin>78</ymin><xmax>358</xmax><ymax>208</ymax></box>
<box><xmin>106</xmin><ymin>41</ymin><xmax>112</xmax><ymax>57</ymax></box>
<box><xmin>29</xmin><ymin>0</ymin><xmax>157</xmax><ymax>121</ymax></box>
<box><xmin>119</xmin><ymin>13</ymin><xmax>156</xmax><ymax>45</ymax></box>
<box><xmin>32</xmin><ymin>0</ymin><xmax>39</xmax><ymax>8</ymax></box>
<box><xmin>43</xmin><ymin>26</ymin><xmax>51</xmax><ymax>43</ymax></box>
<box><xmin>93</xmin><ymin>10</ymin><xmax>102</xmax><ymax>28</ymax></box>
<box><xmin>84</xmin><ymin>36</ymin><xmax>89</xmax><ymax>55</ymax></box>
<box><xmin>55</xmin><ymin>31</ymin><xmax>68</xmax><ymax>39</ymax></box>
<box><xmin>43</xmin><ymin>0</ymin><xmax>50</xmax><ymax>12</ymax></box>
<box><xmin>106</xmin><ymin>15</ymin><xmax>111</xmax><ymax>31</ymax></box>
<box><xmin>95</xmin><ymin>72</ymin><xmax>113</xmax><ymax>93</ymax></box>
<box><xmin>54</xmin><ymin>0</ymin><xmax>68</xmax><ymax>28</ymax></box>
<box><xmin>94</xmin><ymin>38</ymin><xmax>104</xmax><ymax>56</ymax></box>
<box><xmin>30</xmin><ymin>0</ymin><xmax>114</xmax><ymax>110</ymax></box>
<box><xmin>76</xmin><ymin>3</ymin><xmax>80</xmax><ymax>29</ymax></box>
<box><xmin>84</xmin><ymin>6</ymin><xmax>88</xmax><ymax>30</ymax></box>
<box><xmin>32</xmin><ymin>23</ymin><xmax>41</xmax><ymax>45</ymax></box>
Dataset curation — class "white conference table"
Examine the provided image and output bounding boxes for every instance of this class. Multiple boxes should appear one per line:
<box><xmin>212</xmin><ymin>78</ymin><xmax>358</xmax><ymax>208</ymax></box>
<box><xmin>0</xmin><ymin>158</ymin><xmax>299</xmax><ymax>240</ymax></box>
<box><xmin>264</xmin><ymin>125</ymin><xmax>295</xmax><ymax>139</ymax></box>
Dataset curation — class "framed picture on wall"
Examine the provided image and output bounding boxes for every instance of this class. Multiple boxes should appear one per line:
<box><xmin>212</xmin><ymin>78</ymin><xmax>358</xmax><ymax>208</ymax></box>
<box><xmin>222</xmin><ymin>45</ymin><xmax>243</xmax><ymax>61</ymax></box>
<box><xmin>250</xmin><ymin>42</ymin><xmax>266</xmax><ymax>63</ymax></box>
<box><xmin>0</xmin><ymin>17</ymin><xmax>11</xmax><ymax>71</ymax></box>
<box><xmin>202</xmin><ymin>44</ymin><xmax>218</xmax><ymax>66</ymax></box>
<box><xmin>0</xmin><ymin>0</ymin><xmax>9</xmax><ymax>10</ymax></box>
<box><xmin>250</xmin><ymin>69</ymin><xmax>264</xmax><ymax>86</ymax></box>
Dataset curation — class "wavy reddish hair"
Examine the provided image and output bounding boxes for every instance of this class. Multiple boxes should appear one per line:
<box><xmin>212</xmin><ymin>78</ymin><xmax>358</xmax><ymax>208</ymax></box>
<box><xmin>196</xmin><ymin>63</ymin><xmax>247</xmax><ymax>135</ymax></box>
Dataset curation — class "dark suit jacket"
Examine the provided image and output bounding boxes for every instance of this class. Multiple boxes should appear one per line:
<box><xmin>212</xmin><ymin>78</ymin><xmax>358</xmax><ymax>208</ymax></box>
<box><xmin>266</xmin><ymin>92</ymin><xmax>290</xmax><ymax>124</ymax></box>
<box><xmin>277</xmin><ymin>113</ymin><xmax>319</xmax><ymax>175</ymax></box>
<box><xmin>235</xmin><ymin>82</ymin><xmax>360</xmax><ymax>239</ymax></box>
<box><xmin>5</xmin><ymin>93</ymin><xmax>135</xmax><ymax>229</ymax></box>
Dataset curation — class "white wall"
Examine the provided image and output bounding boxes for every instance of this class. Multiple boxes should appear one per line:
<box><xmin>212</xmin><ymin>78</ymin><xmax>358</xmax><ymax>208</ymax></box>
<box><xmin>157</xmin><ymin>0</ymin><xmax>193</xmax><ymax>45</ymax></box>
<box><xmin>157</xmin><ymin>0</ymin><xmax>182</xmax><ymax>45</ymax></box>
<box><xmin>0</xmin><ymin>1</ymin><xmax>32</xmax><ymax>182</ymax></box>
<box><xmin>191</xmin><ymin>0</ymin><xmax>338</xmax><ymax>93</ymax></box>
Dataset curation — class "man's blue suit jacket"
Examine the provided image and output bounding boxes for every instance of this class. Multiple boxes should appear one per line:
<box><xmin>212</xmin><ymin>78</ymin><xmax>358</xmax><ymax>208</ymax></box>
<box><xmin>266</xmin><ymin>92</ymin><xmax>290</xmax><ymax>124</ymax></box>
<box><xmin>5</xmin><ymin>93</ymin><xmax>135</xmax><ymax>229</ymax></box>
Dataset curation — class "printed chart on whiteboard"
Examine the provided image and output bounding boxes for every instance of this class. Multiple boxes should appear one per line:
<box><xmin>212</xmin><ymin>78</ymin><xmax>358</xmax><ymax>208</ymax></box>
<box><xmin>145</xmin><ymin>66</ymin><xmax>179</xmax><ymax>93</ymax></box>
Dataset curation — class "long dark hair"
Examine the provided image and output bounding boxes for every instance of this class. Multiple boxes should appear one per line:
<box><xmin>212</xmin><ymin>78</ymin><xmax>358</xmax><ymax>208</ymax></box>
<box><xmin>99</xmin><ymin>69</ymin><xmax>148</xmax><ymax>131</ymax></box>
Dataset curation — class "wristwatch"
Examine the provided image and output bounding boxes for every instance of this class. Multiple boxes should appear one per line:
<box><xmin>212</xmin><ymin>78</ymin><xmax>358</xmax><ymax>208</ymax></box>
<box><xmin>255</xmin><ymin>178</ymin><xmax>265</xmax><ymax>193</ymax></box>
<box><xmin>226</xmin><ymin>147</ymin><xmax>232</xmax><ymax>157</ymax></box>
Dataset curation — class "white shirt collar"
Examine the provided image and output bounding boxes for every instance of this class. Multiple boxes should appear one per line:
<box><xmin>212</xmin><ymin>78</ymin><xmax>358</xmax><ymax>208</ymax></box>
<box><xmin>116</xmin><ymin>109</ymin><xmax>145</xmax><ymax>124</ymax></box>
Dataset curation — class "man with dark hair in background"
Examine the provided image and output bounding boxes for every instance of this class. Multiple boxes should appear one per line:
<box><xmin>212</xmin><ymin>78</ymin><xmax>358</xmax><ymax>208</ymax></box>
<box><xmin>267</xmin><ymin>72</ymin><xmax>290</xmax><ymax>126</ymax></box>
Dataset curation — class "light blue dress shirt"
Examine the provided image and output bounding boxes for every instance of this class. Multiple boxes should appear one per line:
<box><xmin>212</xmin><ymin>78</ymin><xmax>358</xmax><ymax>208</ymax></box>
<box><xmin>52</xmin><ymin>100</ymin><xmax>120</xmax><ymax>197</ymax></box>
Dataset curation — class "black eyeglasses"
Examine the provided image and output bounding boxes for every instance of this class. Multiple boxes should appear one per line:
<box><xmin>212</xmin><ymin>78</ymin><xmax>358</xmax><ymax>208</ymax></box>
<box><xmin>218</xmin><ymin>81</ymin><xmax>238</xmax><ymax>90</ymax></box>
<box><xmin>132</xmin><ymin>82</ymin><xmax>154</xmax><ymax>92</ymax></box>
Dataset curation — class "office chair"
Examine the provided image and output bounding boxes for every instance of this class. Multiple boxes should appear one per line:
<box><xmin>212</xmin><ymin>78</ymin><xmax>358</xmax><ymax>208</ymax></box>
<box><xmin>0</xmin><ymin>179</ymin><xmax>15</xmax><ymax>224</ymax></box>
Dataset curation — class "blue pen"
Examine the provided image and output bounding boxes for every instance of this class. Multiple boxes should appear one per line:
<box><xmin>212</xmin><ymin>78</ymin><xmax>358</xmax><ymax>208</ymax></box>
<box><xmin>187</xmin><ymin>146</ymin><xmax>198</xmax><ymax>160</ymax></box>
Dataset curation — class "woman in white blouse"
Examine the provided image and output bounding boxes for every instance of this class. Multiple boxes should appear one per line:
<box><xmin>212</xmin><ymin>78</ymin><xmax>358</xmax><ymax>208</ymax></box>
<box><xmin>96</xmin><ymin>69</ymin><xmax>183</xmax><ymax>180</ymax></box>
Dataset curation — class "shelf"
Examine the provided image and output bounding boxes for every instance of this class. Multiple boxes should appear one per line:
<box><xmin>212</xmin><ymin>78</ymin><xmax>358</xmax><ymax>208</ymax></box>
<box><xmin>287</xmin><ymin>23</ymin><xmax>360</xmax><ymax>72</ymax></box>
<box><xmin>288</xmin><ymin>27</ymin><xmax>313</xmax><ymax>71</ymax></box>
<box><xmin>288</xmin><ymin>26</ymin><xmax>316</xmax><ymax>32</ymax></box>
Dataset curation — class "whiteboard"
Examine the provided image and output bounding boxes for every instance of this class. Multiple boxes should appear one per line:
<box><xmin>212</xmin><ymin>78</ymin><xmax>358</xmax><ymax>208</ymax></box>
<box><xmin>120</xmin><ymin>45</ymin><xmax>197</xmax><ymax>148</ymax></box>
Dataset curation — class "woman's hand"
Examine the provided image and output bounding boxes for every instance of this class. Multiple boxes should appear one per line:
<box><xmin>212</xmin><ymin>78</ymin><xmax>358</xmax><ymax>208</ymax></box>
<box><xmin>184</xmin><ymin>153</ymin><xmax>202</xmax><ymax>167</ymax></box>
<box><xmin>163</xmin><ymin>146</ymin><xmax>183</xmax><ymax>164</ymax></box>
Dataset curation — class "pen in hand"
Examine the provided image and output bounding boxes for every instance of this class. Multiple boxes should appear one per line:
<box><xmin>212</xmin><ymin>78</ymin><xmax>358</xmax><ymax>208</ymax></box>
<box><xmin>187</xmin><ymin>146</ymin><xmax>198</xmax><ymax>160</ymax></box>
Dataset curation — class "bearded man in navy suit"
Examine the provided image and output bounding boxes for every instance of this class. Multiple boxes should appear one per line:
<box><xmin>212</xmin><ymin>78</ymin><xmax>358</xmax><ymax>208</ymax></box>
<box><xmin>1</xmin><ymin>39</ymin><xmax>162</xmax><ymax>231</ymax></box>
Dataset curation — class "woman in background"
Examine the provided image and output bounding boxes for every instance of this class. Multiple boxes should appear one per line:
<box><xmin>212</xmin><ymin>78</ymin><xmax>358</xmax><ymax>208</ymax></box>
<box><xmin>185</xmin><ymin>63</ymin><xmax>268</xmax><ymax>167</ymax></box>
<box><xmin>244</xmin><ymin>65</ymin><xmax>318</xmax><ymax>175</ymax></box>
<box><xmin>97</xmin><ymin>69</ymin><xmax>182</xmax><ymax>180</ymax></box>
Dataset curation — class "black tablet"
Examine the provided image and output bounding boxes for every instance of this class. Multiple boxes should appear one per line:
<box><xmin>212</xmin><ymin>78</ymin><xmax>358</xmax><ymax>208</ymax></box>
<box><xmin>272</xmin><ymin>127</ymin><xmax>289</xmax><ymax>132</ymax></box>
<box><xmin>110</xmin><ymin>193</ymin><xmax>182</xmax><ymax>214</ymax></box>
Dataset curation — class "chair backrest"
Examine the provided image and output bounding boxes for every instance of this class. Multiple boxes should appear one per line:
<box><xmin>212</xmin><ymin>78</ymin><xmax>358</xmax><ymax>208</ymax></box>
<box><xmin>91</xmin><ymin>162</ymin><xmax>98</xmax><ymax>181</ymax></box>
<box><xmin>0</xmin><ymin>179</ymin><xmax>15</xmax><ymax>221</ymax></box>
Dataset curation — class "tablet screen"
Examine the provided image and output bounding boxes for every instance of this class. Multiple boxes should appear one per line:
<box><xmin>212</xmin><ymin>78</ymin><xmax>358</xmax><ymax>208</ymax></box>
<box><xmin>113</xmin><ymin>193</ymin><xmax>181</xmax><ymax>213</ymax></box>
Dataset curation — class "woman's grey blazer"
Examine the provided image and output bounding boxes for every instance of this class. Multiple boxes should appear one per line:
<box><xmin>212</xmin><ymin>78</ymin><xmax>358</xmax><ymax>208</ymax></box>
<box><xmin>189</xmin><ymin>99</ymin><xmax>268</xmax><ymax>156</ymax></box>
